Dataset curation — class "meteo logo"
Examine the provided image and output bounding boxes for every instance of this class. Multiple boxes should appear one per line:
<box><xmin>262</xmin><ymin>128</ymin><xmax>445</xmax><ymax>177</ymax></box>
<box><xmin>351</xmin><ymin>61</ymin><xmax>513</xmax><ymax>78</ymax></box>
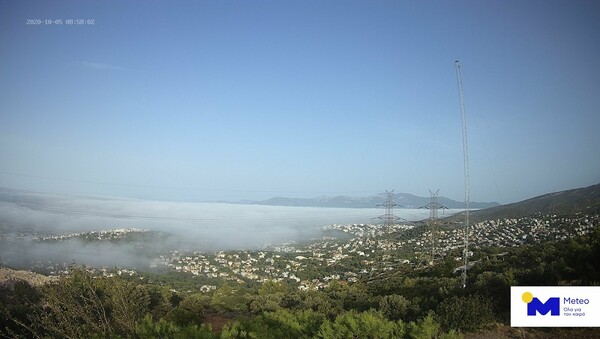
<box><xmin>511</xmin><ymin>286</ymin><xmax>600</xmax><ymax>327</ymax></box>
<box><xmin>521</xmin><ymin>291</ymin><xmax>560</xmax><ymax>316</ymax></box>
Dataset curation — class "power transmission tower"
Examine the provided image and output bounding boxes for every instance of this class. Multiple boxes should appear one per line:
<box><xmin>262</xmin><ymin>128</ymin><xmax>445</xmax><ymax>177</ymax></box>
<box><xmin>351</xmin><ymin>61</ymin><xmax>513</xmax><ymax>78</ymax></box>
<box><xmin>420</xmin><ymin>189</ymin><xmax>447</xmax><ymax>265</ymax></box>
<box><xmin>455</xmin><ymin>60</ymin><xmax>471</xmax><ymax>288</ymax></box>
<box><xmin>375</xmin><ymin>190</ymin><xmax>404</xmax><ymax>232</ymax></box>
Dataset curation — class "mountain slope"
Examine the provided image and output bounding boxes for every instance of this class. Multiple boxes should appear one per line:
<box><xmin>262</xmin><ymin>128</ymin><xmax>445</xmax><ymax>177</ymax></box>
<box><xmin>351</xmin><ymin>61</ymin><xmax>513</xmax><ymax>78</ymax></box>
<box><xmin>462</xmin><ymin>183</ymin><xmax>600</xmax><ymax>222</ymax></box>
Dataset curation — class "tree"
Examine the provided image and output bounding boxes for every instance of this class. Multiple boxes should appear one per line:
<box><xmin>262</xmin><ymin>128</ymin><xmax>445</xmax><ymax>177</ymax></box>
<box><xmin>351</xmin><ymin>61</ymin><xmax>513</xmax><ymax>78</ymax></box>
<box><xmin>473</xmin><ymin>270</ymin><xmax>514</xmax><ymax>317</ymax></box>
<box><xmin>220</xmin><ymin>309</ymin><xmax>324</xmax><ymax>339</ymax></box>
<box><xmin>406</xmin><ymin>313</ymin><xmax>442</xmax><ymax>339</ymax></box>
<box><xmin>108</xmin><ymin>279</ymin><xmax>151</xmax><ymax>335</ymax></box>
<box><xmin>435</xmin><ymin>295</ymin><xmax>494</xmax><ymax>332</ymax></box>
<box><xmin>0</xmin><ymin>280</ymin><xmax>40</xmax><ymax>338</ymax></box>
<box><xmin>136</xmin><ymin>314</ymin><xmax>180</xmax><ymax>338</ymax></box>
<box><xmin>210</xmin><ymin>283</ymin><xmax>248</xmax><ymax>313</ymax></box>
<box><xmin>407</xmin><ymin>313</ymin><xmax>466</xmax><ymax>339</ymax></box>
<box><xmin>28</xmin><ymin>268</ymin><xmax>113</xmax><ymax>338</ymax></box>
<box><xmin>146</xmin><ymin>285</ymin><xmax>176</xmax><ymax>320</ymax></box>
<box><xmin>249</xmin><ymin>293</ymin><xmax>283</xmax><ymax>314</ymax></box>
<box><xmin>300</xmin><ymin>291</ymin><xmax>342</xmax><ymax>319</ymax></box>
<box><xmin>166</xmin><ymin>293</ymin><xmax>211</xmax><ymax>327</ymax></box>
<box><xmin>135</xmin><ymin>314</ymin><xmax>215</xmax><ymax>339</ymax></box>
<box><xmin>325</xmin><ymin>281</ymin><xmax>373</xmax><ymax>312</ymax></box>
<box><xmin>258</xmin><ymin>280</ymin><xmax>289</xmax><ymax>295</ymax></box>
<box><xmin>379</xmin><ymin>294</ymin><xmax>409</xmax><ymax>321</ymax></box>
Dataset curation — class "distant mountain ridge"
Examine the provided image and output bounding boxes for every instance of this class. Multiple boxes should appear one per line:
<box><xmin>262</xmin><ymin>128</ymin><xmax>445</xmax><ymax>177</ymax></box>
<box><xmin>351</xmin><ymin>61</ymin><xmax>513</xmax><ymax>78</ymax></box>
<box><xmin>238</xmin><ymin>193</ymin><xmax>500</xmax><ymax>209</ymax></box>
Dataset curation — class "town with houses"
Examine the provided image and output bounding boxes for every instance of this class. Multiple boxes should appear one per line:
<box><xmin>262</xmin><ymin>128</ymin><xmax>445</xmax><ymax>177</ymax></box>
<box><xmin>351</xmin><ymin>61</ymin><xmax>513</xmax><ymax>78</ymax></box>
<box><xmin>1</xmin><ymin>212</ymin><xmax>598</xmax><ymax>291</ymax></box>
<box><xmin>33</xmin><ymin>228</ymin><xmax>148</xmax><ymax>242</ymax></box>
<box><xmin>153</xmin><ymin>212</ymin><xmax>598</xmax><ymax>291</ymax></box>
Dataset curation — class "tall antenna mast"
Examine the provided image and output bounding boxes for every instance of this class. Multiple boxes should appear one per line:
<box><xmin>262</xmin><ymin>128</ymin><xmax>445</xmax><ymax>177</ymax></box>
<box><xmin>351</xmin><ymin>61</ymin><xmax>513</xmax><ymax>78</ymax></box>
<box><xmin>455</xmin><ymin>60</ymin><xmax>470</xmax><ymax>288</ymax></box>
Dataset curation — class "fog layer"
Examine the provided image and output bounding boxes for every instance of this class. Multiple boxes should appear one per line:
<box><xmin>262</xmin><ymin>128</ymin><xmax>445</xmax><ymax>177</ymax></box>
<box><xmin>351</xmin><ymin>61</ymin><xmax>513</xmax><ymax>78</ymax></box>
<box><xmin>0</xmin><ymin>188</ymin><xmax>460</xmax><ymax>268</ymax></box>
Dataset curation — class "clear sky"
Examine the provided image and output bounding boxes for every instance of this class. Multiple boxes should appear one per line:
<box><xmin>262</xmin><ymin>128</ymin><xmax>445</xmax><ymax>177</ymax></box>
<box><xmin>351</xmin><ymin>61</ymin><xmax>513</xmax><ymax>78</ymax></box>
<box><xmin>0</xmin><ymin>0</ymin><xmax>599</xmax><ymax>204</ymax></box>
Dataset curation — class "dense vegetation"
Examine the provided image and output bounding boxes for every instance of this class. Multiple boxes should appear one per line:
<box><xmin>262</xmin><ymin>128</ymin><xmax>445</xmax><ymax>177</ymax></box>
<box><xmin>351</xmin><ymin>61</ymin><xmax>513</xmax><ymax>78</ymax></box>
<box><xmin>1</xmin><ymin>227</ymin><xmax>598</xmax><ymax>338</ymax></box>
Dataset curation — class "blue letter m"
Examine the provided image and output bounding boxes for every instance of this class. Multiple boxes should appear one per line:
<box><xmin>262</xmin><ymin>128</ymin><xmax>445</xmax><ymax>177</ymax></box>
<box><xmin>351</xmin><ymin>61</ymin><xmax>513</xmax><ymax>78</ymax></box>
<box><xmin>527</xmin><ymin>297</ymin><xmax>560</xmax><ymax>316</ymax></box>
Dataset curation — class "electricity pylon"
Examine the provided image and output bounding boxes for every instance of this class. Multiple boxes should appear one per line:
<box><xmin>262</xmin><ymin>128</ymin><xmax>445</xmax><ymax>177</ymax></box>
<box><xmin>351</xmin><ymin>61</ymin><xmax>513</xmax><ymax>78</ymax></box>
<box><xmin>375</xmin><ymin>190</ymin><xmax>405</xmax><ymax>232</ymax></box>
<box><xmin>420</xmin><ymin>189</ymin><xmax>447</xmax><ymax>265</ymax></box>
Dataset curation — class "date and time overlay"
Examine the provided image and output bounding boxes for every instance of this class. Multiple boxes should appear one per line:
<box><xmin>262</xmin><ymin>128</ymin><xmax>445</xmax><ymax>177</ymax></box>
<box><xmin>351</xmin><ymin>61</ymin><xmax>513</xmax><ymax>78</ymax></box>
<box><xmin>26</xmin><ymin>18</ymin><xmax>95</xmax><ymax>26</ymax></box>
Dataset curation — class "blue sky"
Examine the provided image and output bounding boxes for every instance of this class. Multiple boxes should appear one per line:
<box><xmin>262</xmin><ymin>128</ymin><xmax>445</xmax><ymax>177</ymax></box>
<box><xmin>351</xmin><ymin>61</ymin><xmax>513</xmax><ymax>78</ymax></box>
<box><xmin>0</xmin><ymin>0</ymin><xmax>599</xmax><ymax>204</ymax></box>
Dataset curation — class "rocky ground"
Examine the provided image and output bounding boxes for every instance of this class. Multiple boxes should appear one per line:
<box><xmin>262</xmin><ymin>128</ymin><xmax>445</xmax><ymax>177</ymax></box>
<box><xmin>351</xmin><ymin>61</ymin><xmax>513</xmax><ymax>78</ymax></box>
<box><xmin>0</xmin><ymin>266</ymin><xmax>57</xmax><ymax>288</ymax></box>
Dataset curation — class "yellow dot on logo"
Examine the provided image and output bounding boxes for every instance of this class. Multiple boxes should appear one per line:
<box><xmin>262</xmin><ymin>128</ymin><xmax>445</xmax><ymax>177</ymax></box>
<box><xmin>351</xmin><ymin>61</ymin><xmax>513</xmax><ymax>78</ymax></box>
<box><xmin>522</xmin><ymin>292</ymin><xmax>533</xmax><ymax>303</ymax></box>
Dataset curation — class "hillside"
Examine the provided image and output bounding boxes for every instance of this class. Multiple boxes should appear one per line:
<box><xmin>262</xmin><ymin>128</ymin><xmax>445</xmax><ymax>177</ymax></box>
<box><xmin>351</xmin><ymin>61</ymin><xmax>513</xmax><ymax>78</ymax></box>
<box><xmin>451</xmin><ymin>183</ymin><xmax>600</xmax><ymax>222</ymax></box>
<box><xmin>1</xmin><ymin>184</ymin><xmax>599</xmax><ymax>338</ymax></box>
<box><xmin>0</xmin><ymin>267</ymin><xmax>57</xmax><ymax>287</ymax></box>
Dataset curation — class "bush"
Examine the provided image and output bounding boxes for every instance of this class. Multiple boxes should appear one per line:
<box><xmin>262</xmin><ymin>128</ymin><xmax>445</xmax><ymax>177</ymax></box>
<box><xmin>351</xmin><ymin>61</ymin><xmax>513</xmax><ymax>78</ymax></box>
<box><xmin>221</xmin><ymin>309</ymin><xmax>324</xmax><ymax>339</ymax></box>
<box><xmin>379</xmin><ymin>294</ymin><xmax>409</xmax><ymax>321</ymax></box>
<box><xmin>317</xmin><ymin>310</ymin><xmax>405</xmax><ymax>339</ymax></box>
<box><xmin>436</xmin><ymin>295</ymin><xmax>494</xmax><ymax>332</ymax></box>
<box><xmin>136</xmin><ymin>314</ymin><xmax>215</xmax><ymax>339</ymax></box>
